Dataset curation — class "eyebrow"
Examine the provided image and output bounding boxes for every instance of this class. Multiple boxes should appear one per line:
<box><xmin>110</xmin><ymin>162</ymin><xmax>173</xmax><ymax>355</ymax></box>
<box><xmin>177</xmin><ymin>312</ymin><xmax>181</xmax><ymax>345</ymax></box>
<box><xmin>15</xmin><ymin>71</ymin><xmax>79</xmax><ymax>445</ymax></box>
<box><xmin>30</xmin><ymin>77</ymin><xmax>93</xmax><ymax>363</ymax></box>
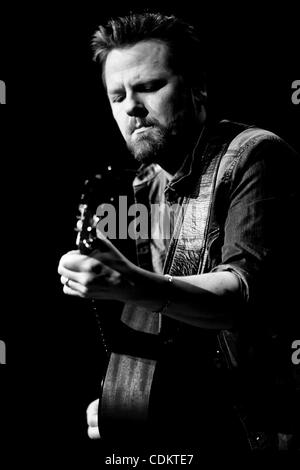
<box><xmin>107</xmin><ymin>87</ymin><xmax>124</xmax><ymax>96</ymax></box>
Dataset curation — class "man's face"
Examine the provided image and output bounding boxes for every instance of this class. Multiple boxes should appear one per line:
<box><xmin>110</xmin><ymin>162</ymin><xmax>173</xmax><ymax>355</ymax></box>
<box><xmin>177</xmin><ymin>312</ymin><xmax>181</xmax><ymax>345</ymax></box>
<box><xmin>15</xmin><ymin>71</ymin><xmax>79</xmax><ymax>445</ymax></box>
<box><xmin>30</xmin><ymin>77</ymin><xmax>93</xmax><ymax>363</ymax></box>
<box><xmin>104</xmin><ymin>40</ymin><xmax>194</xmax><ymax>164</ymax></box>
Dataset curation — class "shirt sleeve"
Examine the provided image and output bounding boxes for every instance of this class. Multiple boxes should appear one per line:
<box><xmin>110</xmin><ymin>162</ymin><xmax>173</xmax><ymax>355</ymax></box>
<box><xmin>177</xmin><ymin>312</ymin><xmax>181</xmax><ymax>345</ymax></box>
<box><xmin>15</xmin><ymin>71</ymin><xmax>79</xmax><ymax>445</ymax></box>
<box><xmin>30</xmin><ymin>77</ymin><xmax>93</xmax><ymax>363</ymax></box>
<box><xmin>210</xmin><ymin>137</ymin><xmax>299</xmax><ymax>306</ymax></box>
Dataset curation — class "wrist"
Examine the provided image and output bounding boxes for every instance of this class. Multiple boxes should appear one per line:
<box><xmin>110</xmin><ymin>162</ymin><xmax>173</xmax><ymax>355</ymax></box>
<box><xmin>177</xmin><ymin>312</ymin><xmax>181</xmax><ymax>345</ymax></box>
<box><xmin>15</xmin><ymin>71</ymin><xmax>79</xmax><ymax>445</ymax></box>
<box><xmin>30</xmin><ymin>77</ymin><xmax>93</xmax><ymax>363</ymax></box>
<box><xmin>152</xmin><ymin>274</ymin><xmax>173</xmax><ymax>314</ymax></box>
<box><xmin>123</xmin><ymin>266</ymin><xmax>174</xmax><ymax>311</ymax></box>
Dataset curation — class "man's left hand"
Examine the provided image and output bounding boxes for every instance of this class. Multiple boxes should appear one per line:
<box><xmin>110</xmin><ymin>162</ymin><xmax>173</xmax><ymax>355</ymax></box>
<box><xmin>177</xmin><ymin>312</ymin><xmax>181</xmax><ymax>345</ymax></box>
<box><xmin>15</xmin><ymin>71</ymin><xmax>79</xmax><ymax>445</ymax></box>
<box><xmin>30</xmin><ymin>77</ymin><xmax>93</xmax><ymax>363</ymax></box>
<box><xmin>57</xmin><ymin>235</ymin><xmax>136</xmax><ymax>302</ymax></box>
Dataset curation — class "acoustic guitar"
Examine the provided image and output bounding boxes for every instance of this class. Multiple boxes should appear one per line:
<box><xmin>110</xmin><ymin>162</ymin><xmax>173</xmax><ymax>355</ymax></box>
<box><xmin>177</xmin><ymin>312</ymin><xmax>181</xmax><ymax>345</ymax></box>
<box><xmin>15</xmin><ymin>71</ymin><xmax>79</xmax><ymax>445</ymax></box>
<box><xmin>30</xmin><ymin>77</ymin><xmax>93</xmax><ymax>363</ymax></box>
<box><xmin>75</xmin><ymin>166</ymin><xmax>162</xmax><ymax>440</ymax></box>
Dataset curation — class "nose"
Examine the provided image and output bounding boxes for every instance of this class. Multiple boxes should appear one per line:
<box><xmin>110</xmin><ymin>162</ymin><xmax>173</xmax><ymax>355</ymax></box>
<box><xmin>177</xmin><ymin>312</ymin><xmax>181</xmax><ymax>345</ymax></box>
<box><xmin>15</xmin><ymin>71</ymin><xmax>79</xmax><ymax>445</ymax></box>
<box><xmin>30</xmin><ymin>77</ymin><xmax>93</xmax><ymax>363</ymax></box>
<box><xmin>125</xmin><ymin>93</ymin><xmax>147</xmax><ymax>118</ymax></box>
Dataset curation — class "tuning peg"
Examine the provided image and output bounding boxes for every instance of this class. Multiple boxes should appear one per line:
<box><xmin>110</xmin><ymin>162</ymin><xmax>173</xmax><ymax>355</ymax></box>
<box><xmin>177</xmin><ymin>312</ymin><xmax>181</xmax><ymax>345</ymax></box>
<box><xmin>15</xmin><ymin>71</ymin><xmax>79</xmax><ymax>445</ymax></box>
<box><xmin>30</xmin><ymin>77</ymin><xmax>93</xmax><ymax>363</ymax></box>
<box><xmin>93</xmin><ymin>215</ymin><xmax>100</xmax><ymax>226</ymax></box>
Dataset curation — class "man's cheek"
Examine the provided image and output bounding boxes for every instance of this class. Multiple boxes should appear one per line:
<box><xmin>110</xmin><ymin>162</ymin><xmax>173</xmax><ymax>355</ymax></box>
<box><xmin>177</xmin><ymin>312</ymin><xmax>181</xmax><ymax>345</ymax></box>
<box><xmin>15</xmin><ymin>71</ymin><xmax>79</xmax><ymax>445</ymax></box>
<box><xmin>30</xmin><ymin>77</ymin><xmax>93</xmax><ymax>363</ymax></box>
<box><xmin>113</xmin><ymin>114</ymin><xmax>127</xmax><ymax>138</ymax></box>
<box><xmin>111</xmin><ymin>106</ymin><xmax>123</xmax><ymax>123</ymax></box>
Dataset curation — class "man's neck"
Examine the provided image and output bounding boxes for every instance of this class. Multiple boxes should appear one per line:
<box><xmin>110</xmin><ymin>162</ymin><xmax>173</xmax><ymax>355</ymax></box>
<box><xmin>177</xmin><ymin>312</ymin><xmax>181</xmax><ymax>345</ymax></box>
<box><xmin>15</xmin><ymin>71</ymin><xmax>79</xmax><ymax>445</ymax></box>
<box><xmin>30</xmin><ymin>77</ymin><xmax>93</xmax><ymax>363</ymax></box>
<box><xmin>159</xmin><ymin>124</ymin><xmax>205</xmax><ymax>177</ymax></box>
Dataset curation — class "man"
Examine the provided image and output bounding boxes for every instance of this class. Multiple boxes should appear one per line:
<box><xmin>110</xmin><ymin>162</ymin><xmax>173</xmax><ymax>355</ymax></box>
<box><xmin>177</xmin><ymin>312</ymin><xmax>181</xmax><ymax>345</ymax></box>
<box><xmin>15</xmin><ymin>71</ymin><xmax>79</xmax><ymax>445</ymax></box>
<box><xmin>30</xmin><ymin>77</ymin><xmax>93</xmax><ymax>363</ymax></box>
<box><xmin>58</xmin><ymin>12</ymin><xmax>299</xmax><ymax>452</ymax></box>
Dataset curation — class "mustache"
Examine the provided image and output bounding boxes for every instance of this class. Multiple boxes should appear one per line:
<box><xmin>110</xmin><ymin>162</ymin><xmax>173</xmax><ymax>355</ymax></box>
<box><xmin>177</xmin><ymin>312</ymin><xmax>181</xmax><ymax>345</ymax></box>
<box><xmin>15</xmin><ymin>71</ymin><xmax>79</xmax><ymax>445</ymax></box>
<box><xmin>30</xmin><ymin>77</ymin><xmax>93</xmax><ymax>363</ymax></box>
<box><xmin>128</xmin><ymin>117</ymin><xmax>161</xmax><ymax>134</ymax></box>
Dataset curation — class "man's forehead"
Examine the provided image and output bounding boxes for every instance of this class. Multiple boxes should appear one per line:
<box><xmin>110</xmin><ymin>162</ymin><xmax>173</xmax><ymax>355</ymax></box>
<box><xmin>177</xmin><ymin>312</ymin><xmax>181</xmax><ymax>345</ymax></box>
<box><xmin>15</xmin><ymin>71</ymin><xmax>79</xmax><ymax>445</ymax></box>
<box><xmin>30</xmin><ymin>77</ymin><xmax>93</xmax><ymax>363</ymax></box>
<box><xmin>104</xmin><ymin>40</ymin><xmax>172</xmax><ymax>85</ymax></box>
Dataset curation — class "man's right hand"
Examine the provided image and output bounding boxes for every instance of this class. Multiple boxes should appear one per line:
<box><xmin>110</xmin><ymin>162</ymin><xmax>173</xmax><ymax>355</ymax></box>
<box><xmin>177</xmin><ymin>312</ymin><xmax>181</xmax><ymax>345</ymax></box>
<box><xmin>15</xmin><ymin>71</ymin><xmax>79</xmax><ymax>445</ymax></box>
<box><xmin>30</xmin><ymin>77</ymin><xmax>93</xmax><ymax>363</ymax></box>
<box><xmin>86</xmin><ymin>399</ymin><xmax>101</xmax><ymax>439</ymax></box>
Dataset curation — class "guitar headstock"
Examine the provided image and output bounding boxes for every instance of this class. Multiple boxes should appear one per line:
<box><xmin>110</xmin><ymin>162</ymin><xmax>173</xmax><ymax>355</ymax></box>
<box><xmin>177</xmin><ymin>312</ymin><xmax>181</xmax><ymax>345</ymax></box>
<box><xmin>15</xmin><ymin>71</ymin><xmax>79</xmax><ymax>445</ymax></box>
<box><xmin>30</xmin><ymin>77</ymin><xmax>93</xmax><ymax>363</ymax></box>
<box><xmin>76</xmin><ymin>173</ymin><xmax>103</xmax><ymax>255</ymax></box>
<box><xmin>75</xmin><ymin>165</ymin><xmax>137</xmax><ymax>256</ymax></box>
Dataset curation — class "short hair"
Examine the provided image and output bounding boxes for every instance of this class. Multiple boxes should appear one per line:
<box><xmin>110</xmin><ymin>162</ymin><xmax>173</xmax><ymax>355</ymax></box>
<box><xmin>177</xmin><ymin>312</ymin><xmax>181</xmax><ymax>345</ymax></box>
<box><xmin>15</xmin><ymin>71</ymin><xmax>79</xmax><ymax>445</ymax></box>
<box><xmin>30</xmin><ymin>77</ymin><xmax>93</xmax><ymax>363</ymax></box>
<box><xmin>92</xmin><ymin>11</ymin><xmax>207</xmax><ymax>95</ymax></box>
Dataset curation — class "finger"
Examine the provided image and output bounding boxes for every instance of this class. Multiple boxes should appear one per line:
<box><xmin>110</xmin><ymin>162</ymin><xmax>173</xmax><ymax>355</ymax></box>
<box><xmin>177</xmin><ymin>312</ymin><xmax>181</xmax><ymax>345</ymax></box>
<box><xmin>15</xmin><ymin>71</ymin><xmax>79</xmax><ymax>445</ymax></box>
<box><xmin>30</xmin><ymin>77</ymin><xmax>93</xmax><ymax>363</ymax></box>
<box><xmin>60</xmin><ymin>273</ymin><xmax>83</xmax><ymax>289</ymax></box>
<box><xmin>58</xmin><ymin>250</ymin><xmax>80</xmax><ymax>267</ymax></box>
<box><xmin>63</xmin><ymin>283</ymin><xmax>84</xmax><ymax>297</ymax></box>
<box><xmin>59</xmin><ymin>266</ymin><xmax>87</xmax><ymax>283</ymax></box>
<box><xmin>60</xmin><ymin>275</ymin><xmax>69</xmax><ymax>285</ymax></box>
<box><xmin>60</xmin><ymin>275</ymin><xmax>83</xmax><ymax>287</ymax></box>
<box><xmin>89</xmin><ymin>244</ymin><xmax>130</xmax><ymax>273</ymax></box>
<box><xmin>87</xmin><ymin>426</ymin><xmax>101</xmax><ymax>440</ymax></box>
<box><xmin>86</xmin><ymin>399</ymin><xmax>99</xmax><ymax>417</ymax></box>
<box><xmin>61</xmin><ymin>268</ymin><xmax>116</xmax><ymax>290</ymax></box>
<box><xmin>58</xmin><ymin>245</ymin><xmax>126</xmax><ymax>279</ymax></box>
<box><xmin>86</xmin><ymin>403</ymin><xmax>99</xmax><ymax>428</ymax></box>
<box><xmin>59</xmin><ymin>265</ymin><xmax>106</xmax><ymax>285</ymax></box>
<box><xmin>62</xmin><ymin>277</ymin><xmax>93</xmax><ymax>296</ymax></box>
<box><xmin>58</xmin><ymin>251</ymin><xmax>102</xmax><ymax>274</ymax></box>
<box><xmin>62</xmin><ymin>275</ymin><xmax>116</xmax><ymax>299</ymax></box>
<box><xmin>87</xmin><ymin>413</ymin><xmax>98</xmax><ymax>427</ymax></box>
<box><xmin>86</xmin><ymin>399</ymin><xmax>100</xmax><ymax>439</ymax></box>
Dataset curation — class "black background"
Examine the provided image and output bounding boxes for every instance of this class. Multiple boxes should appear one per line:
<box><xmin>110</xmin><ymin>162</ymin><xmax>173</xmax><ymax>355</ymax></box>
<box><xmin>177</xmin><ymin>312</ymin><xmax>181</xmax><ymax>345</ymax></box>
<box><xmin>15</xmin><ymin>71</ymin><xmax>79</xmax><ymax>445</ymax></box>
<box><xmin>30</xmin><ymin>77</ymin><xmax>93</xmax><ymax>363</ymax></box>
<box><xmin>1</xmin><ymin>1</ymin><xmax>299</xmax><ymax>465</ymax></box>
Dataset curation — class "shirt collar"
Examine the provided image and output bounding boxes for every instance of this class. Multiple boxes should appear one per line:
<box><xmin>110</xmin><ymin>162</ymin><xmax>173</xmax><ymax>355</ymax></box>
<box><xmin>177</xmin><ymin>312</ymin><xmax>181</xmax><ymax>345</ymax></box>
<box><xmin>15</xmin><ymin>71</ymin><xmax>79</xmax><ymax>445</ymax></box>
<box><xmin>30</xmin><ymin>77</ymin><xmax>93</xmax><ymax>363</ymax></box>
<box><xmin>164</xmin><ymin>124</ymin><xmax>209</xmax><ymax>201</ymax></box>
<box><xmin>132</xmin><ymin>122</ymin><xmax>211</xmax><ymax>197</ymax></box>
<box><xmin>133</xmin><ymin>163</ymin><xmax>164</xmax><ymax>187</ymax></box>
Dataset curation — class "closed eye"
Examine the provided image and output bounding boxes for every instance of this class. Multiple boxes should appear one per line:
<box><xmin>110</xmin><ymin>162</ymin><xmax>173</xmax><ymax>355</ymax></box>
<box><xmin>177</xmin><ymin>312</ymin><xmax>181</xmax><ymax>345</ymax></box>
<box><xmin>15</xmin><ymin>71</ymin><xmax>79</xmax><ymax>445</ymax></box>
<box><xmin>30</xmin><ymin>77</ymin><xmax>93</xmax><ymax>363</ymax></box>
<box><xmin>108</xmin><ymin>78</ymin><xmax>167</xmax><ymax>103</ymax></box>
<box><xmin>134</xmin><ymin>79</ymin><xmax>167</xmax><ymax>93</ymax></box>
<box><xmin>110</xmin><ymin>94</ymin><xmax>125</xmax><ymax>103</ymax></box>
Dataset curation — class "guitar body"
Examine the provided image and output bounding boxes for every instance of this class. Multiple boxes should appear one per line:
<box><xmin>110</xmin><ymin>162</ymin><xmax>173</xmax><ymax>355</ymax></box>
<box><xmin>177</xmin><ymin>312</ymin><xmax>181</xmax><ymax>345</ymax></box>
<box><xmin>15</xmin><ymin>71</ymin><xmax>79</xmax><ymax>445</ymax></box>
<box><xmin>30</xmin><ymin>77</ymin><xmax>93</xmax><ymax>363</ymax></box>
<box><xmin>76</xmin><ymin>167</ymin><xmax>161</xmax><ymax>438</ymax></box>
<box><xmin>100</xmin><ymin>305</ymin><xmax>161</xmax><ymax>438</ymax></box>
<box><xmin>101</xmin><ymin>353</ymin><xmax>157</xmax><ymax>427</ymax></box>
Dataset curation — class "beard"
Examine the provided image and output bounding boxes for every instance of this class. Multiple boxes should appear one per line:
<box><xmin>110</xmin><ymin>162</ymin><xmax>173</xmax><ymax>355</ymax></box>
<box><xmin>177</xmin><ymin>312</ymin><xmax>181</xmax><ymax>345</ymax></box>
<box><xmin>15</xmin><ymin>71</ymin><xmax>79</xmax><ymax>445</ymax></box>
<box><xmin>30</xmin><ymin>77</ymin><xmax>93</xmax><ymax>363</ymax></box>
<box><xmin>126</xmin><ymin>117</ymin><xmax>184</xmax><ymax>166</ymax></box>
<box><xmin>127</xmin><ymin>126</ymin><xmax>168</xmax><ymax>164</ymax></box>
